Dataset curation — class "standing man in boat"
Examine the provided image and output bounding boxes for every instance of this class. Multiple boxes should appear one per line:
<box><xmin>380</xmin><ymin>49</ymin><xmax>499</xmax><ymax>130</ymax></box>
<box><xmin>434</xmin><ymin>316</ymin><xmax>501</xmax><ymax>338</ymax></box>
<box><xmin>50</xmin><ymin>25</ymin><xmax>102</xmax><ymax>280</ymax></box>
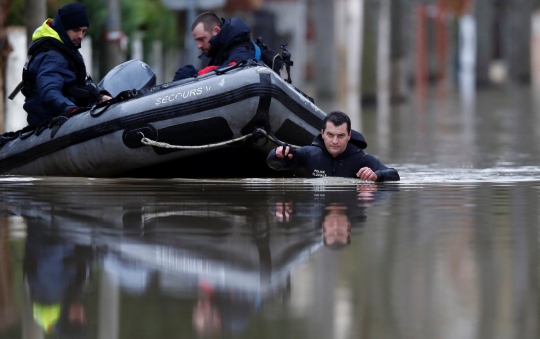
<box><xmin>11</xmin><ymin>3</ymin><xmax>111</xmax><ymax>126</ymax></box>
<box><xmin>173</xmin><ymin>12</ymin><xmax>259</xmax><ymax>81</ymax></box>
<box><xmin>266</xmin><ymin>111</ymin><xmax>401</xmax><ymax>181</ymax></box>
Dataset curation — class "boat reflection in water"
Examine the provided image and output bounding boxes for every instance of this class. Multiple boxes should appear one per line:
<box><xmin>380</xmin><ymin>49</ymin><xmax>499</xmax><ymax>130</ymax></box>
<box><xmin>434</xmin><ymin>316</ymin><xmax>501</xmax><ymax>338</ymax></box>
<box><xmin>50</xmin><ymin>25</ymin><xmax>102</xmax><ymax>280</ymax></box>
<box><xmin>10</xmin><ymin>180</ymin><xmax>394</xmax><ymax>337</ymax></box>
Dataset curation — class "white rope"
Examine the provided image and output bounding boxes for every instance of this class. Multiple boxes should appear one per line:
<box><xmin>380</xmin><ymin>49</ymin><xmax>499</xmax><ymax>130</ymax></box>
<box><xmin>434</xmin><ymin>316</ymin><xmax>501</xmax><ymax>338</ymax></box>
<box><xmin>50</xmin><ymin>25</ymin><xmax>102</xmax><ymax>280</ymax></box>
<box><xmin>138</xmin><ymin>132</ymin><xmax>254</xmax><ymax>150</ymax></box>
<box><xmin>138</xmin><ymin>128</ymin><xmax>300</xmax><ymax>150</ymax></box>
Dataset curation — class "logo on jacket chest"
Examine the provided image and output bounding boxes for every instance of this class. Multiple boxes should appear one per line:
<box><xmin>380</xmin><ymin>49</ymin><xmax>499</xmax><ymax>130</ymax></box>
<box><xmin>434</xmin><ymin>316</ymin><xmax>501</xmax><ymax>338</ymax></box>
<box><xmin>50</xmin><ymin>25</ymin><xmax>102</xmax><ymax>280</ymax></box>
<box><xmin>312</xmin><ymin>169</ymin><xmax>327</xmax><ymax>177</ymax></box>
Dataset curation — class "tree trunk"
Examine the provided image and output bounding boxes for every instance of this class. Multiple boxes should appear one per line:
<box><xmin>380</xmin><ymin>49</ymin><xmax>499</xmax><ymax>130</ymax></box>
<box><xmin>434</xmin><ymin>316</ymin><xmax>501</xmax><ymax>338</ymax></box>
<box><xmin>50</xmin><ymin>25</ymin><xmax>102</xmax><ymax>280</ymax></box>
<box><xmin>0</xmin><ymin>0</ymin><xmax>14</xmax><ymax>133</ymax></box>
<box><xmin>336</xmin><ymin>0</ymin><xmax>364</xmax><ymax>131</ymax></box>
<box><xmin>312</xmin><ymin>0</ymin><xmax>335</xmax><ymax>99</ymax></box>
<box><xmin>185</xmin><ymin>1</ymin><xmax>198</xmax><ymax>66</ymax></box>
<box><xmin>532</xmin><ymin>10</ymin><xmax>540</xmax><ymax>89</ymax></box>
<box><xmin>475</xmin><ymin>0</ymin><xmax>493</xmax><ymax>86</ymax></box>
<box><xmin>377</xmin><ymin>0</ymin><xmax>391</xmax><ymax>154</ymax></box>
<box><xmin>504</xmin><ymin>0</ymin><xmax>532</xmax><ymax>84</ymax></box>
<box><xmin>25</xmin><ymin>0</ymin><xmax>46</xmax><ymax>47</ymax></box>
<box><xmin>377</xmin><ymin>0</ymin><xmax>391</xmax><ymax>112</ymax></box>
<box><xmin>415</xmin><ymin>4</ymin><xmax>428</xmax><ymax>101</ymax></box>
<box><xmin>104</xmin><ymin>0</ymin><xmax>124</xmax><ymax>73</ymax></box>
<box><xmin>390</xmin><ymin>0</ymin><xmax>409</xmax><ymax>103</ymax></box>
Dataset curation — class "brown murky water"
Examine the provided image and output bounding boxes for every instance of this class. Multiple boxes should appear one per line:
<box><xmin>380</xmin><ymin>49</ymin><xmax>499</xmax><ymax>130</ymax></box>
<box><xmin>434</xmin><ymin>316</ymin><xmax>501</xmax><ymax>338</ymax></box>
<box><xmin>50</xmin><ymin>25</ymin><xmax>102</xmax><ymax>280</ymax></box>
<box><xmin>1</xmin><ymin>87</ymin><xmax>540</xmax><ymax>339</ymax></box>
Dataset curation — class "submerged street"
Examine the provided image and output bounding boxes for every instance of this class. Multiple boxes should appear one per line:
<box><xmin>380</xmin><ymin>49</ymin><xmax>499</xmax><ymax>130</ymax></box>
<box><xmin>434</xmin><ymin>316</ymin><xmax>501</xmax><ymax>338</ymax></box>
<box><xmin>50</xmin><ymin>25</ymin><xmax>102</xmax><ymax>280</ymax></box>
<box><xmin>1</xmin><ymin>87</ymin><xmax>540</xmax><ymax>339</ymax></box>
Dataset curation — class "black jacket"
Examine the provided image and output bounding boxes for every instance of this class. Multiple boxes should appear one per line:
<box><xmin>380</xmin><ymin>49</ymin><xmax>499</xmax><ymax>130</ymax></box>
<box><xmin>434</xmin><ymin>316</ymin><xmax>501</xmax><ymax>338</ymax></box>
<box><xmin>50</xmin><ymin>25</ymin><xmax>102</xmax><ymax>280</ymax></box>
<box><xmin>267</xmin><ymin>135</ymin><xmax>400</xmax><ymax>182</ymax></box>
<box><xmin>203</xmin><ymin>17</ymin><xmax>255</xmax><ymax>66</ymax></box>
<box><xmin>173</xmin><ymin>17</ymin><xmax>256</xmax><ymax>81</ymax></box>
<box><xmin>22</xmin><ymin>15</ymin><xmax>98</xmax><ymax>126</ymax></box>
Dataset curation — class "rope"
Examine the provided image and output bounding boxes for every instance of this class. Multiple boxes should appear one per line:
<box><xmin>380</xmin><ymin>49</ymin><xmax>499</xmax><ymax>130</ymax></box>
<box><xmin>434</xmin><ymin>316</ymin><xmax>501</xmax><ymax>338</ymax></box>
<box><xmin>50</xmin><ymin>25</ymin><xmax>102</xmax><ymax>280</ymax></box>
<box><xmin>139</xmin><ymin>132</ymin><xmax>253</xmax><ymax>150</ymax></box>
<box><xmin>138</xmin><ymin>128</ymin><xmax>300</xmax><ymax>150</ymax></box>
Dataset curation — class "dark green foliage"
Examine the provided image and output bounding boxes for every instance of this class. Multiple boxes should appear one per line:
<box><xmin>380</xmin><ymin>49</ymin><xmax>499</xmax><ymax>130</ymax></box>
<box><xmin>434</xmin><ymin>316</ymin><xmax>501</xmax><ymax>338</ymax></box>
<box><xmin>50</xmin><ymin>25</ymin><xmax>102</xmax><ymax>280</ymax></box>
<box><xmin>7</xmin><ymin>0</ymin><xmax>178</xmax><ymax>57</ymax></box>
<box><xmin>80</xmin><ymin>0</ymin><xmax>179</xmax><ymax>58</ymax></box>
<box><xmin>6</xmin><ymin>0</ymin><xmax>24</xmax><ymax>26</ymax></box>
<box><xmin>118</xmin><ymin>0</ymin><xmax>179</xmax><ymax>48</ymax></box>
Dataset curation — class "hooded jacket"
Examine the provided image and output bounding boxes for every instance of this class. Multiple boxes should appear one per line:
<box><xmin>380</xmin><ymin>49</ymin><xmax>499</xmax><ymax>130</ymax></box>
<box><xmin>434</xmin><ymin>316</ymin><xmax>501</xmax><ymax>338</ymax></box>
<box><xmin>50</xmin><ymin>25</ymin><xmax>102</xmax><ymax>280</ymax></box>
<box><xmin>266</xmin><ymin>134</ymin><xmax>400</xmax><ymax>182</ymax></box>
<box><xmin>203</xmin><ymin>17</ymin><xmax>256</xmax><ymax>66</ymax></box>
<box><xmin>173</xmin><ymin>17</ymin><xmax>256</xmax><ymax>81</ymax></box>
<box><xmin>22</xmin><ymin>14</ymin><xmax>95</xmax><ymax>126</ymax></box>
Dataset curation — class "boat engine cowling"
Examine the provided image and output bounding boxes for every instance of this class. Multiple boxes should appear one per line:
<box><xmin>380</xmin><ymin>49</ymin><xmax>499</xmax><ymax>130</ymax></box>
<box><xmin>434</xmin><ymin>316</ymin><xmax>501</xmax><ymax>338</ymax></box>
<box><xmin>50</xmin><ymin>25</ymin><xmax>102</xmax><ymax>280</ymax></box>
<box><xmin>98</xmin><ymin>59</ymin><xmax>156</xmax><ymax>98</ymax></box>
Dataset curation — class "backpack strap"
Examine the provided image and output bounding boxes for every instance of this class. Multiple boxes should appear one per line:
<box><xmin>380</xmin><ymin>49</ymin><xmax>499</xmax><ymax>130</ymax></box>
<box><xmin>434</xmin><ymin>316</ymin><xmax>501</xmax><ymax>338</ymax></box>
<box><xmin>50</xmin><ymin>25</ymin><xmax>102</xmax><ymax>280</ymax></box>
<box><xmin>251</xmin><ymin>41</ymin><xmax>261</xmax><ymax>62</ymax></box>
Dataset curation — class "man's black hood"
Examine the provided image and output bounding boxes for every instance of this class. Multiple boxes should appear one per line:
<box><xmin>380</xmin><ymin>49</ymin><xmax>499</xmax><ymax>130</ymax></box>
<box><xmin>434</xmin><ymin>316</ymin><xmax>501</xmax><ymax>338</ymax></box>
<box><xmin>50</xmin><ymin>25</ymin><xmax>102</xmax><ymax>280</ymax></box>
<box><xmin>311</xmin><ymin>129</ymin><xmax>368</xmax><ymax>155</ymax></box>
<box><xmin>51</xmin><ymin>12</ymin><xmax>80</xmax><ymax>50</ymax></box>
<box><xmin>350</xmin><ymin>130</ymin><xmax>368</xmax><ymax>149</ymax></box>
<box><xmin>205</xmin><ymin>17</ymin><xmax>251</xmax><ymax>57</ymax></box>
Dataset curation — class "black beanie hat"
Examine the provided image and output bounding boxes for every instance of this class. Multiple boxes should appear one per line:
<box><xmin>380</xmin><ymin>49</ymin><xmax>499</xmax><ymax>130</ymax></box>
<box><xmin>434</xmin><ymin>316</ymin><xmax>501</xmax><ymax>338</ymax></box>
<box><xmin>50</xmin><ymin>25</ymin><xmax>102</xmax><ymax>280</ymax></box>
<box><xmin>58</xmin><ymin>3</ymin><xmax>89</xmax><ymax>30</ymax></box>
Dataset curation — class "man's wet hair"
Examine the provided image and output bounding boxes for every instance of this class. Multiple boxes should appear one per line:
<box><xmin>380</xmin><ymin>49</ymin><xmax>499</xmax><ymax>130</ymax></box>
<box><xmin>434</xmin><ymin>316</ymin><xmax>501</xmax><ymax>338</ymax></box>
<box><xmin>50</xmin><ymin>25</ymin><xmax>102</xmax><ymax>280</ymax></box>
<box><xmin>322</xmin><ymin>111</ymin><xmax>351</xmax><ymax>132</ymax></box>
<box><xmin>191</xmin><ymin>12</ymin><xmax>223</xmax><ymax>33</ymax></box>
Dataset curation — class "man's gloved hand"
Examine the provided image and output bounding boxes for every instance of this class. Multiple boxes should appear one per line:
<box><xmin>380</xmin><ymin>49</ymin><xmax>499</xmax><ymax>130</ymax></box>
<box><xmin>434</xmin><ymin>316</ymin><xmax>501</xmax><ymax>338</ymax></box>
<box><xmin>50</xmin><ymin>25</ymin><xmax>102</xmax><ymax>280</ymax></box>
<box><xmin>173</xmin><ymin>65</ymin><xmax>198</xmax><ymax>81</ymax></box>
<box><xmin>197</xmin><ymin>62</ymin><xmax>237</xmax><ymax>76</ymax></box>
<box><xmin>82</xmin><ymin>81</ymin><xmax>101</xmax><ymax>103</ymax></box>
<box><xmin>197</xmin><ymin>65</ymin><xmax>219</xmax><ymax>76</ymax></box>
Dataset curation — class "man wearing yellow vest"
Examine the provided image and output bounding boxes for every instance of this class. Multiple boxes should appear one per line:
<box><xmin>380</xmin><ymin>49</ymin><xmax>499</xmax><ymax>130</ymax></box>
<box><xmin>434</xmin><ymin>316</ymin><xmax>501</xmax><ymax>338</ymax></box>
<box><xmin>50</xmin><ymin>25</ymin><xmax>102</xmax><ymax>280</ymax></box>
<box><xmin>13</xmin><ymin>3</ymin><xmax>110</xmax><ymax>126</ymax></box>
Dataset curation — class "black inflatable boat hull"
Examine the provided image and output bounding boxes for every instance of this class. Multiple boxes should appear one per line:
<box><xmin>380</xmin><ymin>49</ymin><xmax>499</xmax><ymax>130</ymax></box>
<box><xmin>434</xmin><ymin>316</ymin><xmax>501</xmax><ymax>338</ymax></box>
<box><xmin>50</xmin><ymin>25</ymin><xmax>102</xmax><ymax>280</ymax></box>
<box><xmin>0</xmin><ymin>65</ymin><xmax>326</xmax><ymax>177</ymax></box>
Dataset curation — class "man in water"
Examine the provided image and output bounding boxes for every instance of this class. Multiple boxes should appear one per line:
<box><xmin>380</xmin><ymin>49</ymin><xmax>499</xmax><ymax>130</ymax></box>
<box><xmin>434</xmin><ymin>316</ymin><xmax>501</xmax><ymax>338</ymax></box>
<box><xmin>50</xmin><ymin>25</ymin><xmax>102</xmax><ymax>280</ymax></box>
<box><xmin>266</xmin><ymin>111</ymin><xmax>400</xmax><ymax>181</ymax></box>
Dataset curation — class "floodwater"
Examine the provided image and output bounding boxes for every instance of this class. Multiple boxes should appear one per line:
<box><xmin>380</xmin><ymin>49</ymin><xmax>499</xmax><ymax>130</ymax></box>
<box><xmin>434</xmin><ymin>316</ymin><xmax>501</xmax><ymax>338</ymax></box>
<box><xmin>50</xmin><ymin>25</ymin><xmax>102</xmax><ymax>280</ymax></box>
<box><xmin>1</xmin><ymin>87</ymin><xmax>540</xmax><ymax>339</ymax></box>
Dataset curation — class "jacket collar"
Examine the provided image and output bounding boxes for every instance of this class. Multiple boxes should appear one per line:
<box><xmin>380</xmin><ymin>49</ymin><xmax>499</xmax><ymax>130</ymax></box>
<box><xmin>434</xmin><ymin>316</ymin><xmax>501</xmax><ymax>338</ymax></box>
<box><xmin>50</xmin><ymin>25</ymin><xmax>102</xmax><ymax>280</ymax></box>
<box><xmin>32</xmin><ymin>19</ymin><xmax>63</xmax><ymax>44</ymax></box>
<box><xmin>206</xmin><ymin>17</ymin><xmax>251</xmax><ymax>57</ymax></box>
<box><xmin>50</xmin><ymin>12</ymin><xmax>80</xmax><ymax>50</ymax></box>
<box><xmin>311</xmin><ymin>134</ymin><xmax>362</xmax><ymax>159</ymax></box>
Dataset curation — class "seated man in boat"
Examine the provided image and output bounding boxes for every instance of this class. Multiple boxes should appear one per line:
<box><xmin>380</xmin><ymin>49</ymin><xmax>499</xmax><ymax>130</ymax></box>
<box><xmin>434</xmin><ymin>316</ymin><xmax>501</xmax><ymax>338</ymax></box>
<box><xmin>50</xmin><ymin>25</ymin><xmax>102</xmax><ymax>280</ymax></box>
<box><xmin>11</xmin><ymin>3</ymin><xmax>110</xmax><ymax>126</ymax></box>
<box><xmin>173</xmin><ymin>12</ymin><xmax>259</xmax><ymax>81</ymax></box>
<box><xmin>266</xmin><ymin>111</ymin><xmax>400</xmax><ymax>182</ymax></box>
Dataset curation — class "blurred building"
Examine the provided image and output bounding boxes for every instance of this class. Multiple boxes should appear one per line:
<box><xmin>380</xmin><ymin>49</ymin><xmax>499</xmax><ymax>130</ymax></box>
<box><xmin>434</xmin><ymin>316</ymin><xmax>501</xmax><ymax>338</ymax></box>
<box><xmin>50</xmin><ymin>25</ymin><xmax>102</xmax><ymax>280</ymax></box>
<box><xmin>2</xmin><ymin>0</ymin><xmax>538</xmax><ymax>133</ymax></box>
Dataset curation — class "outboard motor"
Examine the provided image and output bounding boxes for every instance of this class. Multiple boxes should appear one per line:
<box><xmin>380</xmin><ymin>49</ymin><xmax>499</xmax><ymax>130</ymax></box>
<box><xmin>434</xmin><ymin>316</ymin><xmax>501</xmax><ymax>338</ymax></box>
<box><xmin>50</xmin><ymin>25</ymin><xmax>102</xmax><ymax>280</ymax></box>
<box><xmin>98</xmin><ymin>59</ymin><xmax>156</xmax><ymax>98</ymax></box>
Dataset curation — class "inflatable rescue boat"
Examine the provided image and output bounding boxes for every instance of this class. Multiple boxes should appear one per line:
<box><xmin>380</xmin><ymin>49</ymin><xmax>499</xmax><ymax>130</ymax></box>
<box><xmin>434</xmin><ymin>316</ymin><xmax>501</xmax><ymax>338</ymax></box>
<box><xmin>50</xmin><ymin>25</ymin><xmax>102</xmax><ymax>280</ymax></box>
<box><xmin>0</xmin><ymin>59</ymin><xmax>327</xmax><ymax>178</ymax></box>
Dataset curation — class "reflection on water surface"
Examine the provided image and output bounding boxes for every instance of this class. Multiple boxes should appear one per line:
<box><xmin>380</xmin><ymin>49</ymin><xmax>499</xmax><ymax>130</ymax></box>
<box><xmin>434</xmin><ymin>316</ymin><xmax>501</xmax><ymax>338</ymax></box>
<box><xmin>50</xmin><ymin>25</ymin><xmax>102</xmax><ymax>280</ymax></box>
<box><xmin>0</xmin><ymin>176</ymin><xmax>539</xmax><ymax>338</ymax></box>
<box><xmin>0</xmin><ymin>178</ymin><xmax>392</xmax><ymax>339</ymax></box>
